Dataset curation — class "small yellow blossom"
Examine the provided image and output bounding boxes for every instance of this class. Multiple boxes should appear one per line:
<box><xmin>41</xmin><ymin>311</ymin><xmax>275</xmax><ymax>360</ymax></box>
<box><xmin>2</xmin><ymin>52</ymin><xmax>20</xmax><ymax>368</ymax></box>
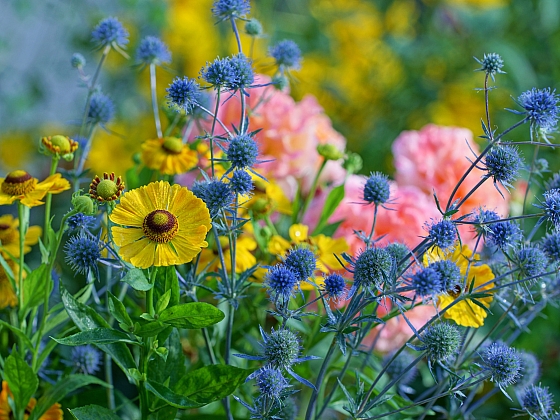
<box><xmin>0</xmin><ymin>261</ymin><xmax>18</xmax><ymax>309</ymax></box>
<box><xmin>0</xmin><ymin>170</ymin><xmax>70</xmax><ymax>208</ymax></box>
<box><xmin>141</xmin><ymin>137</ymin><xmax>198</xmax><ymax>175</ymax></box>
<box><xmin>0</xmin><ymin>215</ymin><xmax>42</xmax><ymax>258</ymax></box>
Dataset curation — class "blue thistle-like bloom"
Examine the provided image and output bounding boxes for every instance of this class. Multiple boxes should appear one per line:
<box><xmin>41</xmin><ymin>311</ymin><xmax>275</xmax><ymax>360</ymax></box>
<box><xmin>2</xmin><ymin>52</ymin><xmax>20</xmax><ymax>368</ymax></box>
<box><xmin>428</xmin><ymin>260</ymin><xmax>462</xmax><ymax>291</ymax></box>
<box><xmin>484</xmin><ymin>145</ymin><xmax>522</xmax><ymax>188</ymax></box>
<box><xmin>521</xmin><ymin>385</ymin><xmax>555</xmax><ymax>418</ymax></box>
<box><xmin>88</xmin><ymin>92</ymin><xmax>115</xmax><ymax>124</ymax></box>
<box><xmin>352</xmin><ymin>247</ymin><xmax>395</xmax><ymax>291</ymax></box>
<box><xmin>212</xmin><ymin>0</ymin><xmax>250</xmax><ymax>22</ymax></box>
<box><xmin>136</xmin><ymin>36</ymin><xmax>171</xmax><ymax>66</ymax></box>
<box><xmin>384</xmin><ymin>351</ymin><xmax>418</xmax><ymax>386</ymax></box>
<box><xmin>487</xmin><ymin>221</ymin><xmax>522</xmax><ymax>248</ymax></box>
<box><xmin>264</xmin><ymin>264</ymin><xmax>298</xmax><ymax>302</ymax></box>
<box><xmin>515</xmin><ymin>351</ymin><xmax>541</xmax><ymax>390</ymax></box>
<box><xmin>67</xmin><ymin>213</ymin><xmax>96</xmax><ymax>231</ymax></box>
<box><xmin>227</xmin><ymin>53</ymin><xmax>254</xmax><ymax>92</ymax></box>
<box><xmin>321</xmin><ymin>273</ymin><xmax>347</xmax><ymax>301</ymax></box>
<box><xmin>514</xmin><ymin>247</ymin><xmax>548</xmax><ymax>279</ymax></box>
<box><xmin>545</xmin><ymin>172</ymin><xmax>560</xmax><ymax>191</ymax></box>
<box><xmin>255</xmin><ymin>368</ymin><xmax>290</xmax><ymax>399</ymax></box>
<box><xmin>542</xmin><ymin>232</ymin><xmax>560</xmax><ymax>261</ymax></box>
<box><xmin>72</xmin><ymin>345</ymin><xmax>102</xmax><ymax>375</ymax></box>
<box><xmin>284</xmin><ymin>247</ymin><xmax>316</xmax><ymax>282</ymax></box>
<box><xmin>166</xmin><ymin>77</ymin><xmax>201</xmax><ymax>113</ymax></box>
<box><xmin>426</xmin><ymin>219</ymin><xmax>457</xmax><ymax>249</ymax></box>
<box><xmin>227</xmin><ymin>134</ymin><xmax>259</xmax><ymax>169</ymax></box>
<box><xmin>64</xmin><ymin>233</ymin><xmax>101</xmax><ymax>276</ymax></box>
<box><xmin>201</xmin><ymin>57</ymin><xmax>237</xmax><ymax>90</ymax></box>
<box><xmin>472</xmin><ymin>208</ymin><xmax>501</xmax><ymax>238</ymax></box>
<box><xmin>420</xmin><ymin>322</ymin><xmax>461</xmax><ymax>363</ymax></box>
<box><xmin>474</xmin><ymin>53</ymin><xmax>505</xmax><ymax>81</ymax></box>
<box><xmin>385</xmin><ymin>242</ymin><xmax>410</xmax><ymax>265</ymax></box>
<box><xmin>517</xmin><ymin>87</ymin><xmax>560</xmax><ymax>133</ymax></box>
<box><xmin>269</xmin><ymin>40</ymin><xmax>302</xmax><ymax>70</ymax></box>
<box><xmin>71</xmin><ymin>53</ymin><xmax>86</xmax><ymax>69</ymax></box>
<box><xmin>91</xmin><ymin>17</ymin><xmax>129</xmax><ymax>48</ymax></box>
<box><xmin>410</xmin><ymin>267</ymin><xmax>443</xmax><ymax>298</ymax></box>
<box><xmin>191</xmin><ymin>179</ymin><xmax>234</xmax><ymax>218</ymax></box>
<box><xmin>244</xmin><ymin>18</ymin><xmax>263</xmax><ymax>36</ymax></box>
<box><xmin>363</xmin><ymin>172</ymin><xmax>391</xmax><ymax>205</ymax></box>
<box><xmin>535</xmin><ymin>189</ymin><xmax>560</xmax><ymax>230</ymax></box>
<box><xmin>480</xmin><ymin>342</ymin><xmax>522</xmax><ymax>388</ymax></box>
<box><xmin>229</xmin><ymin>170</ymin><xmax>254</xmax><ymax>195</ymax></box>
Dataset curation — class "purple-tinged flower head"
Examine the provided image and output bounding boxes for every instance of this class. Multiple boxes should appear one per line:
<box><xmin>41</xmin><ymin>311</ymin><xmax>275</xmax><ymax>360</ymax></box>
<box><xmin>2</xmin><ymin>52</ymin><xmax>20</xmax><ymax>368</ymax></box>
<box><xmin>72</xmin><ymin>345</ymin><xmax>102</xmax><ymax>375</ymax></box>
<box><xmin>545</xmin><ymin>172</ymin><xmax>560</xmax><ymax>191</ymax></box>
<box><xmin>427</xmin><ymin>260</ymin><xmax>462</xmax><ymax>291</ymax></box>
<box><xmin>517</xmin><ymin>87</ymin><xmax>560</xmax><ymax>133</ymax></box>
<box><xmin>88</xmin><ymin>92</ymin><xmax>115</xmax><ymax>124</ymax></box>
<box><xmin>227</xmin><ymin>53</ymin><xmax>254</xmax><ymax>92</ymax></box>
<box><xmin>321</xmin><ymin>273</ymin><xmax>347</xmax><ymax>301</ymax></box>
<box><xmin>514</xmin><ymin>247</ymin><xmax>548</xmax><ymax>279</ymax></box>
<box><xmin>487</xmin><ymin>220</ymin><xmax>522</xmax><ymax>249</ymax></box>
<box><xmin>363</xmin><ymin>172</ymin><xmax>391</xmax><ymax>206</ymax></box>
<box><xmin>71</xmin><ymin>53</ymin><xmax>86</xmax><ymax>69</ymax></box>
<box><xmin>67</xmin><ymin>213</ymin><xmax>96</xmax><ymax>231</ymax></box>
<box><xmin>426</xmin><ymin>219</ymin><xmax>457</xmax><ymax>250</ymax></box>
<box><xmin>410</xmin><ymin>267</ymin><xmax>443</xmax><ymax>298</ymax></box>
<box><xmin>227</xmin><ymin>134</ymin><xmax>259</xmax><ymax>169</ymax></box>
<box><xmin>269</xmin><ymin>40</ymin><xmax>302</xmax><ymax>70</ymax></box>
<box><xmin>229</xmin><ymin>170</ymin><xmax>254</xmax><ymax>195</ymax></box>
<box><xmin>255</xmin><ymin>368</ymin><xmax>290</xmax><ymax>399</ymax></box>
<box><xmin>420</xmin><ymin>322</ymin><xmax>461</xmax><ymax>363</ymax></box>
<box><xmin>166</xmin><ymin>77</ymin><xmax>201</xmax><ymax>114</ymax></box>
<box><xmin>244</xmin><ymin>18</ymin><xmax>263</xmax><ymax>36</ymax></box>
<box><xmin>535</xmin><ymin>189</ymin><xmax>560</xmax><ymax>230</ymax></box>
<box><xmin>91</xmin><ymin>17</ymin><xmax>129</xmax><ymax>49</ymax></box>
<box><xmin>201</xmin><ymin>57</ymin><xmax>237</xmax><ymax>90</ymax></box>
<box><xmin>264</xmin><ymin>264</ymin><xmax>298</xmax><ymax>303</ymax></box>
<box><xmin>472</xmin><ymin>208</ymin><xmax>501</xmax><ymax>238</ymax></box>
<box><xmin>352</xmin><ymin>247</ymin><xmax>395</xmax><ymax>291</ymax></box>
<box><xmin>521</xmin><ymin>385</ymin><xmax>555</xmax><ymax>418</ymax></box>
<box><xmin>480</xmin><ymin>342</ymin><xmax>522</xmax><ymax>388</ymax></box>
<box><xmin>474</xmin><ymin>52</ymin><xmax>505</xmax><ymax>81</ymax></box>
<box><xmin>515</xmin><ymin>351</ymin><xmax>541</xmax><ymax>391</ymax></box>
<box><xmin>384</xmin><ymin>351</ymin><xmax>418</xmax><ymax>386</ymax></box>
<box><xmin>283</xmin><ymin>246</ymin><xmax>316</xmax><ymax>282</ymax></box>
<box><xmin>191</xmin><ymin>178</ymin><xmax>233</xmax><ymax>218</ymax></box>
<box><xmin>64</xmin><ymin>233</ymin><xmax>100</xmax><ymax>276</ymax></box>
<box><xmin>484</xmin><ymin>145</ymin><xmax>522</xmax><ymax>189</ymax></box>
<box><xmin>136</xmin><ymin>36</ymin><xmax>171</xmax><ymax>66</ymax></box>
<box><xmin>212</xmin><ymin>0</ymin><xmax>250</xmax><ymax>22</ymax></box>
<box><xmin>542</xmin><ymin>232</ymin><xmax>560</xmax><ymax>261</ymax></box>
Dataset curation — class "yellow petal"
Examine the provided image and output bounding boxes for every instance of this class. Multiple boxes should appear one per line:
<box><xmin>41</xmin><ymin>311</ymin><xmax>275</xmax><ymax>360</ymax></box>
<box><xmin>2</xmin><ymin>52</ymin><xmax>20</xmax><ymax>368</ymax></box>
<box><xmin>120</xmin><ymin>238</ymin><xmax>157</xmax><ymax>269</ymax></box>
<box><xmin>110</xmin><ymin>189</ymin><xmax>151</xmax><ymax>227</ymax></box>
<box><xmin>289</xmin><ymin>224</ymin><xmax>309</xmax><ymax>243</ymax></box>
<box><xmin>111</xmin><ymin>226</ymin><xmax>144</xmax><ymax>247</ymax></box>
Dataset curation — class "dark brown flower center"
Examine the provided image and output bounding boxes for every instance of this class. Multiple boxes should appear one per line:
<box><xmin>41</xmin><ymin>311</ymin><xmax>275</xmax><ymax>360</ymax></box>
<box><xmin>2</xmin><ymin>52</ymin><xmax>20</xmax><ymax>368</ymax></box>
<box><xmin>142</xmin><ymin>209</ymin><xmax>179</xmax><ymax>243</ymax></box>
<box><xmin>1</xmin><ymin>170</ymin><xmax>36</xmax><ymax>196</ymax></box>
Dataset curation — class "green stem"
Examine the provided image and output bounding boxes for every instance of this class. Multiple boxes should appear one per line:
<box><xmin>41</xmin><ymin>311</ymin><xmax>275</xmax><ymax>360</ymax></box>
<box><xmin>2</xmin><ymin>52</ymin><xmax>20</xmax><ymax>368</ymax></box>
<box><xmin>140</xmin><ymin>267</ymin><xmax>158</xmax><ymax>420</ymax></box>
<box><xmin>304</xmin><ymin>339</ymin><xmax>337</xmax><ymax>420</ymax></box>
<box><xmin>300</xmin><ymin>159</ymin><xmax>327</xmax><ymax>222</ymax></box>
<box><xmin>17</xmin><ymin>202</ymin><xmax>27</xmax><ymax>317</ymax></box>
<box><xmin>209</xmin><ymin>90</ymin><xmax>221</xmax><ymax>177</ymax></box>
<box><xmin>150</xmin><ymin>63</ymin><xmax>163</xmax><ymax>138</ymax></box>
<box><xmin>43</xmin><ymin>156</ymin><xmax>60</xmax><ymax>244</ymax></box>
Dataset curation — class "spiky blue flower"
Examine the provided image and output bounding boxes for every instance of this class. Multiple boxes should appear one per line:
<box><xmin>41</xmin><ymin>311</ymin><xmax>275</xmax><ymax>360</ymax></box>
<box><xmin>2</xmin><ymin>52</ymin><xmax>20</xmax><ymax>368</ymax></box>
<box><xmin>255</xmin><ymin>368</ymin><xmax>290</xmax><ymax>399</ymax></box>
<box><xmin>264</xmin><ymin>264</ymin><xmax>298</xmax><ymax>302</ymax></box>
<box><xmin>71</xmin><ymin>53</ymin><xmax>86</xmax><ymax>69</ymax></box>
<box><xmin>515</xmin><ymin>351</ymin><xmax>541</xmax><ymax>390</ymax></box>
<box><xmin>91</xmin><ymin>17</ymin><xmax>129</xmax><ymax>48</ymax></box>
<box><xmin>227</xmin><ymin>134</ymin><xmax>259</xmax><ymax>169</ymax></box>
<box><xmin>201</xmin><ymin>57</ymin><xmax>237</xmax><ymax>90</ymax></box>
<box><xmin>352</xmin><ymin>247</ymin><xmax>395</xmax><ymax>291</ymax></box>
<box><xmin>426</xmin><ymin>219</ymin><xmax>457</xmax><ymax>249</ymax></box>
<box><xmin>420</xmin><ymin>322</ymin><xmax>461</xmax><ymax>363</ymax></box>
<box><xmin>284</xmin><ymin>247</ymin><xmax>316</xmax><ymax>282</ymax></box>
<box><xmin>484</xmin><ymin>145</ymin><xmax>522</xmax><ymax>188</ymax></box>
<box><xmin>535</xmin><ymin>189</ymin><xmax>560</xmax><ymax>230</ymax></box>
<box><xmin>514</xmin><ymin>247</ymin><xmax>548</xmax><ymax>279</ymax></box>
<box><xmin>212</xmin><ymin>0</ymin><xmax>250</xmax><ymax>22</ymax></box>
<box><xmin>487</xmin><ymin>221</ymin><xmax>522</xmax><ymax>248</ymax></box>
<box><xmin>227</xmin><ymin>53</ymin><xmax>254</xmax><ymax>92</ymax></box>
<box><xmin>88</xmin><ymin>92</ymin><xmax>115</xmax><ymax>124</ymax></box>
<box><xmin>521</xmin><ymin>385</ymin><xmax>555</xmax><ymax>418</ymax></box>
<box><xmin>474</xmin><ymin>53</ymin><xmax>505</xmax><ymax>81</ymax></box>
<box><xmin>229</xmin><ymin>170</ymin><xmax>254</xmax><ymax>195</ymax></box>
<box><xmin>191</xmin><ymin>179</ymin><xmax>234</xmax><ymax>218</ymax></box>
<box><xmin>67</xmin><ymin>213</ymin><xmax>96</xmax><ymax>231</ymax></box>
<box><xmin>428</xmin><ymin>260</ymin><xmax>462</xmax><ymax>291</ymax></box>
<box><xmin>321</xmin><ymin>273</ymin><xmax>347</xmax><ymax>301</ymax></box>
<box><xmin>72</xmin><ymin>345</ymin><xmax>102</xmax><ymax>375</ymax></box>
<box><xmin>136</xmin><ymin>36</ymin><xmax>171</xmax><ymax>66</ymax></box>
<box><xmin>385</xmin><ymin>242</ymin><xmax>410</xmax><ymax>265</ymax></box>
<box><xmin>166</xmin><ymin>77</ymin><xmax>201</xmax><ymax>113</ymax></box>
<box><xmin>472</xmin><ymin>208</ymin><xmax>501</xmax><ymax>238</ymax></box>
<box><xmin>480</xmin><ymin>342</ymin><xmax>522</xmax><ymax>388</ymax></box>
<box><xmin>269</xmin><ymin>40</ymin><xmax>302</xmax><ymax>70</ymax></box>
<box><xmin>64</xmin><ymin>233</ymin><xmax>100</xmax><ymax>276</ymax></box>
<box><xmin>542</xmin><ymin>232</ymin><xmax>560</xmax><ymax>261</ymax></box>
<box><xmin>517</xmin><ymin>87</ymin><xmax>560</xmax><ymax>133</ymax></box>
<box><xmin>545</xmin><ymin>172</ymin><xmax>560</xmax><ymax>191</ymax></box>
<box><xmin>363</xmin><ymin>172</ymin><xmax>391</xmax><ymax>205</ymax></box>
<box><xmin>410</xmin><ymin>267</ymin><xmax>443</xmax><ymax>298</ymax></box>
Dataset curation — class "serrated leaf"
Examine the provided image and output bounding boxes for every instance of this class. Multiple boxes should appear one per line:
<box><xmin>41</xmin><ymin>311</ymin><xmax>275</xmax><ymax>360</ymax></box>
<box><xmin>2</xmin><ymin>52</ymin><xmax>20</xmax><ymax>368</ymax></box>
<box><xmin>53</xmin><ymin>328</ymin><xmax>139</xmax><ymax>346</ymax></box>
<box><xmin>69</xmin><ymin>404</ymin><xmax>121</xmax><ymax>420</ymax></box>
<box><xmin>4</xmin><ymin>352</ymin><xmax>38</xmax><ymax>417</ymax></box>
<box><xmin>121</xmin><ymin>268</ymin><xmax>153</xmax><ymax>291</ymax></box>
<box><xmin>159</xmin><ymin>302</ymin><xmax>224</xmax><ymax>329</ymax></box>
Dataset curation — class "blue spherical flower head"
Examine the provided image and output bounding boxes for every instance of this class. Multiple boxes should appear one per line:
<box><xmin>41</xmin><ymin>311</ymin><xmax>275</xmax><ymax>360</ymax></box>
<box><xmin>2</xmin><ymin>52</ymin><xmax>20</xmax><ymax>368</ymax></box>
<box><xmin>483</xmin><ymin>145</ymin><xmax>522</xmax><ymax>190</ymax></box>
<box><xmin>201</xmin><ymin>57</ymin><xmax>237</xmax><ymax>90</ymax></box>
<box><xmin>514</xmin><ymin>247</ymin><xmax>548</xmax><ymax>279</ymax></box>
<box><xmin>67</xmin><ymin>213</ymin><xmax>96</xmax><ymax>231</ymax></box>
<box><xmin>542</xmin><ymin>232</ymin><xmax>560</xmax><ymax>261</ymax></box>
<box><xmin>522</xmin><ymin>385</ymin><xmax>555</xmax><ymax>418</ymax></box>
<box><xmin>487</xmin><ymin>220</ymin><xmax>522</xmax><ymax>249</ymax></box>
<box><xmin>321</xmin><ymin>273</ymin><xmax>347</xmax><ymax>301</ymax></box>
<box><xmin>284</xmin><ymin>247</ymin><xmax>316</xmax><ymax>282</ymax></box>
<box><xmin>515</xmin><ymin>351</ymin><xmax>541</xmax><ymax>391</ymax></box>
<box><xmin>385</xmin><ymin>242</ymin><xmax>410</xmax><ymax>266</ymax></box>
<box><xmin>191</xmin><ymin>179</ymin><xmax>234</xmax><ymax>218</ymax></box>
<box><xmin>212</xmin><ymin>0</ymin><xmax>250</xmax><ymax>22</ymax></box>
<box><xmin>474</xmin><ymin>53</ymin><xmax>505</xmax><ymax>81</ymax></box>
<box><xmin>427</xmin><ymin>260</ymin><xmax>461</xmax><ymax>292</ymax></box>
<box><xmin>71</xmin><ymin>53</ymin><xmax>86</xmax><ymax>69</ymax></box>
<box><xmin>426</xmin><ymin>219</ymin><xmax>457</xmax><ymax>250</ymax></box>
<box><xmin>255</xmin><ymin>368</ymin><xmax>290</xmax><ymax>399</ymax></box>
<box><xmin>420</xmin><ymin>322</ymin><xmax>461</xmax><ymax>363</ymax></box>
<box><xmin>91</xmin><ymin>17</ymin><xmax>129</xmax><ymax>49</ymax></box>
<box><xmin>229</xmin><ymin>170</ymin><xmax>254</xmax><ymax>195</ymax></box>
<box><xmin>480</xmin><ymin>342</ymin><xmax>522</xmax><ymax>389</ymax></box>
<box><xmin>227</xmin><ymin>53</ymin><xmax>254</xmax><ymax>92</ymax></box>
<box><xmin>269</xmin><ymin>40</ymin><xmax>302</xmax><ymax>70</ymax></box>
<box><xmin>166</xmin><ymin>77</ymin><xmax>201</xmax><ymax>114</ymax></box>
<box><xmin>72</xmin><ymin>345</ymin><xmax>102</xmax><ymax>375</ymax></box>
<box><xmin>363</xmin><ymin>172</ymin><xmax>391</xmax><ymax>206</ymax></box>
<box><xmin>410</xmin><ymin>267</ymin><xmax>443</xmax><ymax>299</ymax></box>
<box><xmin>226</xmin><ymin>134</ymin><xmax>259</xmax><ymax>170</ymax></box>
<box><xmin>136</xmin><ymin>36</ymin><xmax>171</xmax><ymax>66</ymax></box>
<box><xmin>351</xmin><ymin>247</ymin><xmax>395</xmax><ymax>292</ymax></box>
<box><xmin>472</xmin><ymin>208</ymin><xmax>500</xmax><ymax>238</ymax></box>
<box><xmin>517</xmin><ymin>87</ymin><xmax>560</xmax><ymax>134</ymax></box>
<box><xmin>264</xmin><ymin>264</ymin><xmax>298</xmax><ymax>303</ymax></box>
<box><xmin>88</xmin><ymin>92</ymin><xmax>115</xmax><ymax>124</ymax></box>
<box><xmin>64</xmin><ymin>233</ymin><xmax>101</xmax><ymax>276</ymax></box>
<box><xmin>545</xmin><ymin>172</ymin><xmax>560</xmax><ymax>191</ymax></box>
<box><xmin>535</xmin><ymin>189</ymin><xmax>560</xmax><ymax>230</ymax></box>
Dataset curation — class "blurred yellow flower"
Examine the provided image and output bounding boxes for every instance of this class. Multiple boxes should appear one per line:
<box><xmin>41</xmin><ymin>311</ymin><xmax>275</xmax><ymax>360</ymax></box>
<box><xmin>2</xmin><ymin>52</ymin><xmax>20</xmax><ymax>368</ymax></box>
<box><xmin>141</xmin><ymin>137</ymin><xmax>198</xmax><ymax>175</ymax></box>
<box><xmin>0</xmin><ymin>380</ymin><xmax>63</xmax><ymax>419</ymax></box>
<box><xmin>0</xmin><ymin>261</ymin><xmax>18</xmax><ymax>309</ymax></box>
<box><xmin>0</xmin><ymin>170</ymin><xmax>70</xmax><ymax>208</ymax></box>
<box><xmin>0</xmin><ymin>215</ymin><xmax>42</xmax><ymax>258</ymax></box>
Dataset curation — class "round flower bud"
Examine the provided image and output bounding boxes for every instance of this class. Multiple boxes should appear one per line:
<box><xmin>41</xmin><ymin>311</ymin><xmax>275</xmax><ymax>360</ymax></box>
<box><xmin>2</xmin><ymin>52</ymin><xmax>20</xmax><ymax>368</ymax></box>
<box><xmin>71</xmin><ymin>192</ymin><xmax>97</xmax><ymax>216</ymax></box>
<box><xmin>421</xmin><ymin>322</ymin><xmax>461</xmax><ymax>362</ymax></box>
<box><xmin>474</xmin><ymin>53</ymin><xmax>505</xmax><ymax>79</ymax></box>
<box><xmin>264</xmin><ymin>328</ymin><xmax>301</xmax><ymax>370</ymax></box>
<box><xmin>426</xmin><ymin>219</ymin><xmax>457</xmax><ymax>249</ymax></box>
<box><xmin>487</xmin><ymin>221</ymin><xmax>522</xmax><ymax>248</ymax></box>
<box><xmin>536</xmin><ymin>189</ymin><xmax>560</xmax><ymax>230</ymax></box>
<box><xmin>265</xmin><ymin>264</ymin><xmax>299</xmax><ymax>302</ymax></box>
<box><xmin>363</xmin><ymin>172</ymin><xmax>390</xmax><ymax>205</ymax></box>
<box><xmin>227</xmin><ymin>134</ymin><xmax>259</xmax><ymax>169</ymax></box>
<box><xmin>255</xmin><ymin>368</ymin><xmax>289</xmax><ymax>398</ymax></box>
<box><xmin>284</xmin><ymin>247</ymin><xmax>316</xmax><ymax>281</ymax></box>
<box><xmin>71</xmin><ymin>53</ymin><xmax>86</xmax><ymax>69</ymax></box>
<box><xmin>244</xmin><ymin>18</ymin><xmax>263</xmax><ymax>36</ymax></box>
<box><xmin>480</xmin><ymin>342</ymin><xmax>522</xmax><ymax>388</ymax></box>
<box><xmin>317</xmin><ymin>144</ymin><xmax>344</xmax><ymax>161</ymax></box>
<box><xmin>343</xmin><ymin>152</ymin><xmax>363</xmax><ymax>174</ymax></box>
<box><xmin>428</xmin><ymin>260</ymin><xmax>462</xmax><ymax>291</ymax></box>
<box><xmin>64</xmin><ymin>233</ymin><xmax>101</xmax><ymax>275</ymax></box>
<box><xmin>484</xmin><ymin>145</ymin><xmax>522</xmax><ymax>187</ymax></box>
<box><xmin>321</xmin><ymin>273</ymin><xmax>347</xmax><ymax>301</ymax></box>
<box><xmin>542</xmin><ymin>232</ymin><xmax>560</xmax><ymax>261</ymax></box>
<box><xmin>410</xmin><ymin>267</ymin><xmax>443</xmax><ymax>298</ymax></box>
<box><xmin>514</xmin><ymin>247</ymin><xmax>548</xmax><ymax>279</ymax></box>
<box><xmin>353</xmin><ymin>247</ymin><xmax>395</xmax><ymax>290</ymax></box>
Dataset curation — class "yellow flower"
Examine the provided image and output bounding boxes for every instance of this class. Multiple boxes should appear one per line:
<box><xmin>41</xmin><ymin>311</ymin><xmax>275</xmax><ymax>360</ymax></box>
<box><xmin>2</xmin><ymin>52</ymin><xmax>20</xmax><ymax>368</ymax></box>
<box><xmin>425</xmin><ymin>244</ymin><xmax>495</xmax><ymax>328</ymax></box>
<box><xmin>110</xmin><ymin>181</ymin><xmax>211</xmax><ymax>268</ymax></box>
<box><xmin>0</xmin><ymin>261</ymin><xmax>18</xmax><ymax>309</ymax></box>
<box><xmin>141</xmin><ymin>137</ymin><xmax>198</xmax><ymax>175</ymax></box>
<box><xmin>0</xmin><ymin>170</ymin><xmax>70</xmax><ymax>208</ymax></box>
<box><xmin>0</xmin><ymin>215</ymin><xmax>42</xmax><ymax>258</ymax></box>
<box><xmin>246</xmin><ymin>178</ymin><xmax>292</xmax><ymax>217</ymax></box>
<box><xmin>0</xmin><ymin>380</ymin><xmax>63</xmax><ymax>420</ymax></box>
<box><xmin>40</xmin><ymin>135</ymin><xmax>79</xmax><ymax>160</ymax></box>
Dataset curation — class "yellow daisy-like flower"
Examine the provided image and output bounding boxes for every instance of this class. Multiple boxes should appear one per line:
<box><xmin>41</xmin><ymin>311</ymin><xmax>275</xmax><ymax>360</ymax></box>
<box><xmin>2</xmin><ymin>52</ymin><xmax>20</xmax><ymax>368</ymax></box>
<box><xmin>424</xmin><ymin>244</ymin><xmax>495</xmax><ymax>328</ymax></box>
<box><xmin>141</xmin><ymin>137</ymin><xmax>198</xmax><ymax>175</ymax></box>
<box><xmin>110</xmin><ymin>181</ymin><xmax>211</xmax><ymax>269</ymax></box>
<box><xmin>0</xmin><ymin>215</ymin><xmax>42</xmax><ymax>258</ymax></box>
<box><xmin>246</xmin><ymin>178</ymin><xmax>292</xmax><ymax>217</ymax></box>
<box><xmin>0</xmin><ymin>170</ymin><xmax>70</xmax><ymax>208</ymax></box>
<box><xmin>0</xmin><ymin>261</ymin><xmax>18</xmax><ymax>309</ymax></box>
<box><xmin>0</xmin><ymin>380</ymin><xmax>63</xmax><ymax>420</ymax></box>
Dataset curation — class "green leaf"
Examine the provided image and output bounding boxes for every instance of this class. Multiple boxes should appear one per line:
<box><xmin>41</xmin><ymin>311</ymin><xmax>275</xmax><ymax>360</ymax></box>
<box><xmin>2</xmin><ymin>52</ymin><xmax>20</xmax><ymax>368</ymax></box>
<box><xmin>4</xmin><ymin>352</ymin><xmax>38</xmax><ymax>417</ymax></box>
<box><xmin>147</xmin><ymin>405</ymin><xmax>178</xmax><ymax>420</ymax></box>
<box><xmin>149</xmin><ymin>329</ymin><xmax>186</xmax><ymax>389</ymax></box>
<box><xmin>145</xmin><ymin>380</ymin><xmax>203</xmax><ymax>409</ymax></box>
<box><xmin>121</xmin><ymin>268</ymin><xmax>153</xmax><ymax>291</ymax></box>
<box><xmin>60</xmin><ymin>285</ymin><xmax>137</xmax><ymax>381</ymax></box>
<box><xmin>22</xmin><ymin>263</ymin><xmax>51</xmax><ymax>313</ymax></box>
<box><xmin>29</xmin><ymin>376</ymin><xmax>110</xmax><ymax>420</ymax></box>
<box><xmin>133</xmin><ymin>321</ymin><xmax>168</xmax><ymax>338</ymax></box>
<box><xmin>0</xmin><ymin>319</ymin><xmax>33</xmax><ymax>349</ymax></box>
<box><xmin>174</xmin><ymin>365</ymin><xmax>253</xmax><ymax>404</ymax></box>
<box><xmin>159</xmin><ymin>302</ymin><xmax>225</xmax><ymax>329</ymax></box>
<box><xmin>43</xmin><ymin>284</ymin><xmax>93</xmax><ymax>335</ymax></box>
<box><xmin>108</xmin><ymin>292</ymin><xmax>133</xmax><ymax>328</ymax></box>
<box><xmin>154</xmin><ymin>266</ymin><xmax>180</xmax><ymax>308</ymax></box>
<box><xmin>68</xmin><ymin>404</ymin><xmax>122</xmax><ymax>420</ymax></box>
<box><xmin>53</xmin><ymin>328</ymin><xmax>139</xmax><ymax>346</ymax></box>
<box><xmin>312</xmin><ymin>184</ymin><xmax>345</xmax><ymax>235</ymax></box>
<box><xmin>155</xmin><ymin>289</ymin><xmax>172</xmax><ymax>314</ymax></box>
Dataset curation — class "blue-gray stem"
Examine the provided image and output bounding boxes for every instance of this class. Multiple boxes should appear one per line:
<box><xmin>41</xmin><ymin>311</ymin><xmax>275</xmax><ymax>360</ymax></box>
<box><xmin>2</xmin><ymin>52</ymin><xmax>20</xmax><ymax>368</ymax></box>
<box><xmin>150</xmin><ymin>63</ymin><xmax>163</xmax><ymax>138</ymax></box>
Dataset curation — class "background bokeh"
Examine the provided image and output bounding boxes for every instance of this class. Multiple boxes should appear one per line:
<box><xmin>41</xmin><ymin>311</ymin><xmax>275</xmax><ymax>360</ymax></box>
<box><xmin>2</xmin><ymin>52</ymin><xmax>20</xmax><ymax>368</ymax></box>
<box><xmin>1</xmin><ymin>0</ymin><xmax>560</xmax><ymax>417</ymax></box>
